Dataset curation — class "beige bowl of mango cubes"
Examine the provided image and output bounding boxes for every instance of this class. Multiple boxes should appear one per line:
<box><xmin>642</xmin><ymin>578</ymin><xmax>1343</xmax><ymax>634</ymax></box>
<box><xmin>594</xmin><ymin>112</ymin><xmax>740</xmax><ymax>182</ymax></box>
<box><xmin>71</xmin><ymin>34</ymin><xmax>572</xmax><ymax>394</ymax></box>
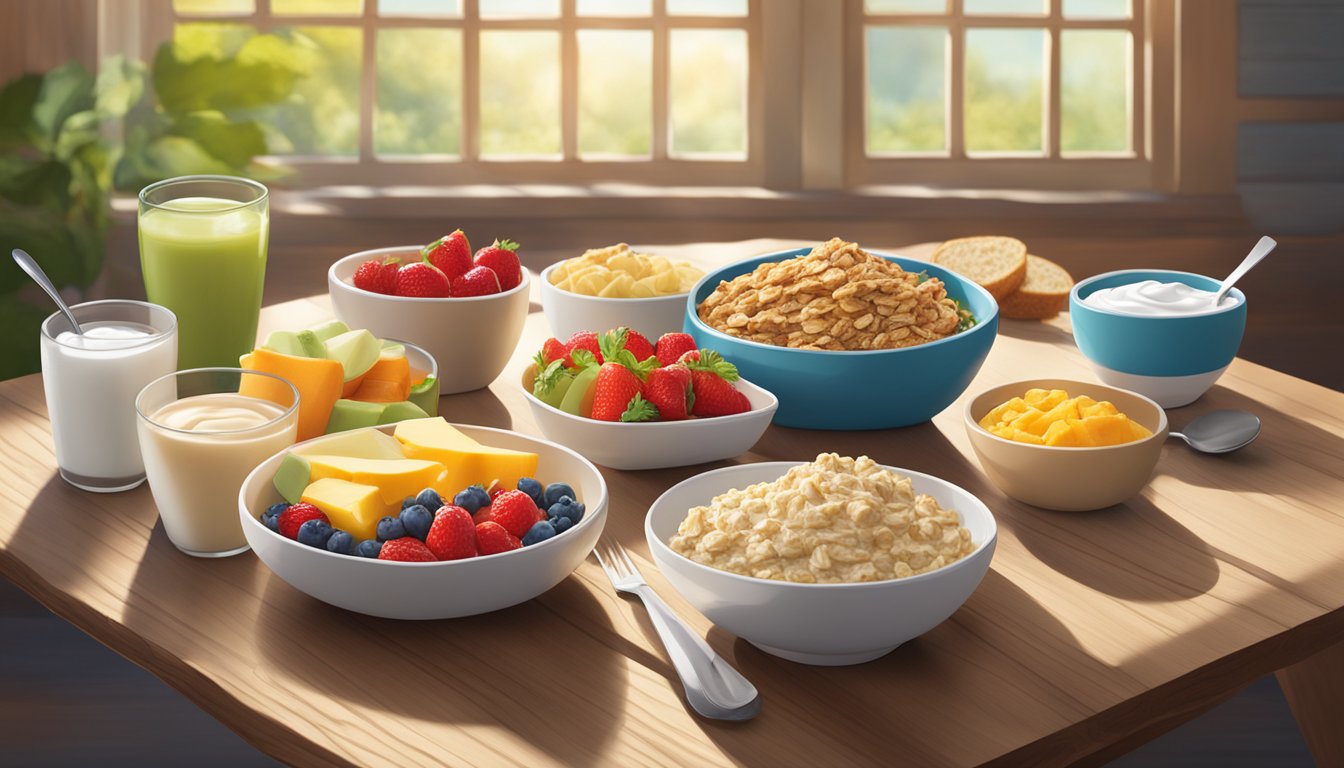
<box><xmin>964</xmin><ymin>378</ymin><xmax>1168</xmax><ymax>512</ymax></box>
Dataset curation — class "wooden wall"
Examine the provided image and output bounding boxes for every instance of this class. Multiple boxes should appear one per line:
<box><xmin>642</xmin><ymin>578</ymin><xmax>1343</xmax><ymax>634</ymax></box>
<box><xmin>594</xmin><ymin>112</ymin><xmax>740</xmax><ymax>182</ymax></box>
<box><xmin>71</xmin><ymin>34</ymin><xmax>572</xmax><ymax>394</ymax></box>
<box><xmin>1237</xmin><ymin>0</ymin><xmax>1344</xmax><ymax>233</ymax></box>
<box><xmin>0</xmin><ymin>0</ymin><xmax>98</xmax><ymax>82</ymax></box>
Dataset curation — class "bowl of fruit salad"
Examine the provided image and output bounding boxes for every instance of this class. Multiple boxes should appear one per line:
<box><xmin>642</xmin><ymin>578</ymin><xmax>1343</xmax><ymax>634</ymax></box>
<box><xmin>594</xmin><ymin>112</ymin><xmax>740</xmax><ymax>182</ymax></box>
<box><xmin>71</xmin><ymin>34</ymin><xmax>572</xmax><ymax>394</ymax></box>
<box><xmin>328</xmin><ymin>231</ymin><xmax>530</xmax><ymax>395</ymax></box>
<box><xmin>238</xmin><ymin>416</ymin><xmax>607</xmax><ymax>619</ymax></box>
<box><xmin>520</xmin><ymin>328</ymin><xmax>778</xmax><ymax>470</ymax></box>
<box><xmin>540</xmin><ymin>244</ymin><xmax>704</xmax><ymax>340</ymax></box>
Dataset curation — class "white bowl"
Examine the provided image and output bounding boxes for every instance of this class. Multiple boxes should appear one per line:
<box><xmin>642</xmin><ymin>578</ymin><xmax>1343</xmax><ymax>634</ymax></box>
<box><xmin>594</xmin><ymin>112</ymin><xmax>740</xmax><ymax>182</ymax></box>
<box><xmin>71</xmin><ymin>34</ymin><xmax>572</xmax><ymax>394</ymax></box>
<box><xmin>520</xmin><ymin>371</ymin><xmax>778</xmax><ymax>470</ymax></box>
<box><xmin>238</xmin><ymin>423</ymin><xmax>607</xmax><ymax>620</ymax></box>
<box><xmin>540</xmin><ymin>262</ymin><xmax>690</xmax><ymax>341</ymax></box>
<box><xmin>645</xmin><ymin>462</ymin><xmax>996</xmax><ymax>665</ymax></box>
<box><xmin>329</xmin><ymin>247</ymin><xmax>531</xmax><ymax>394</ymax></box>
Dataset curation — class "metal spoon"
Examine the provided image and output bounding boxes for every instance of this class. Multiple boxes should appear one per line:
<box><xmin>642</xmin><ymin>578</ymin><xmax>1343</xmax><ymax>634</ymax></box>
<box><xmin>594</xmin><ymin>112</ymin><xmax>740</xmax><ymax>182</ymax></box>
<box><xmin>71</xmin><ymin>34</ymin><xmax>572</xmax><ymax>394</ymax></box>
<box><xmin>1169</xmin><ymin>410</ymin><xmax>1261</xmax><ymax>453</ymax></box>
<box><xmin>1214</xmin><ymin>236</ymin><xmax>1277</xmax><ymax>307</ymax></box>
<box><xmin>12</xmin><ymin>248</ymin><xmax>83</xmax><ymax>334</ymax></box>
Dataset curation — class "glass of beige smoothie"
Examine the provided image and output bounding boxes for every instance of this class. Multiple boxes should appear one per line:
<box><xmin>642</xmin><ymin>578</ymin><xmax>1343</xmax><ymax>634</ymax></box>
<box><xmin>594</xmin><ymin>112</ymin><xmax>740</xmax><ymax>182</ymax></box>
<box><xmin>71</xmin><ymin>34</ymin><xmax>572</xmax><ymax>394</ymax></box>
<box><xmin>136</xmin><ymin>368</ymin><xmax>298</xmax><ymax>558</ymax></box>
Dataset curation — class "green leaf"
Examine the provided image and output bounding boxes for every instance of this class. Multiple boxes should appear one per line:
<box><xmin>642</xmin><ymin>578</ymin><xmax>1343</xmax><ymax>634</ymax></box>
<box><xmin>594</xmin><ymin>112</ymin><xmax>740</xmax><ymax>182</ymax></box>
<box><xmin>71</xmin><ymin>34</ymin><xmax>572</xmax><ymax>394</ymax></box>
<box><xmin>169</xmin><ymin>111</ymin><xmax>267</xmax><ymax>168</ymax></box>
<box><xmin>0</xmin><ymin>160</ymin><xmax>72</xmax><ymax>210</ymax></box>
<box><xmin>143</xmin><ymin>135</ymin><xmax>235</xmax><ymax>178</ymax></box>
<box><xmin>683</xmin><ymin>349</ymin><xmax>739</xmax><ymax>382</ymax></box>
<box><xmin>94</xmin><ymin>55</ymin><xmax>147</xmax><ymax>119</ymax></box>
<box><xmin>569</xmin><ymin>349</ymin><xmax>597</xmax><ymax>370</ymax></box>
<box><xmin>0</xmin><ymin>198</ymin><xmax>82</xmax><ymax>294</ymax></box>
<box><xmin>0</xmin><ymin>296</ymin><xmax>51</xmax><ymax>380</ymax></box>
<box><xmin>152</xmin><ymin>35</ymin><xmax>301</xmax><ymax>115</ymax></box>
<box><xmin>32</xmin><ymin>61</ymin><xmax>95</xmax><ymax>146</ymax></box>
<box><xmin>619</xmin><ymin>393</ymin><xmax>659</xmax><ymax>423</ymax></box>
<box><xmin>52</xmin><ymin>109</ymin><xmax>101</xmax><ymax>161</ymax></box>
<box><xmin>0</xmin><ymin>73</ymin><xmax>42</xmax><ymax>150</ymax></box>
<box><xmin>532</xmin><ymin>359</ymin><xmax>572</xmax><ymax>398</ymax></box>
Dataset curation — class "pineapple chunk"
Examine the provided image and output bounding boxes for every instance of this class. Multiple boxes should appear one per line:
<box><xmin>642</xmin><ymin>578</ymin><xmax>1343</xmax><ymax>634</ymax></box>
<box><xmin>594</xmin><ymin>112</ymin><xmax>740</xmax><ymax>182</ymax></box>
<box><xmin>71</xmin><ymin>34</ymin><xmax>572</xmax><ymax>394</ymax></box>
<box><xmin>980</xmin><ymin>390</ymin><xmax>1152</xmax><ymax>448</ymax></box>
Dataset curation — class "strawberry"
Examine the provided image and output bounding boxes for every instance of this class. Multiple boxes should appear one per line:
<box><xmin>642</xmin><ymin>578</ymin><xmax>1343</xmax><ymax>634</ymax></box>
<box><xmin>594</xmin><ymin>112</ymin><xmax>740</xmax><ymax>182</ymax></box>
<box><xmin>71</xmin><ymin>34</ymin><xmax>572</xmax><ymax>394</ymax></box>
<box><xmin>451</xmin><ymin>265</ymin><xmax>501</xmax><ymax>297</ymax></box>
<box><xmin>422</xmin><ymin>230</ymin><xmax>473</xmax><ymax>282</ymax></box>
<box><xmin>540</xmin><ymin>338</ymin><xmax>568</xmax><ymax>366</ymax></box>
<box><xmin>686</xmin><ymin>350</ymin><xmax>749</xmax><ymax>417</ymax></box>
<box><xmin>378</xmin><ymin>536</ymin><xmax>438</xmax><ymax>562</ymax></box>
<box><xmin>644</xmin><ymin>363</ymin><xmax>693</xmax><ymax>421</ymax></box>
<box><xmin>655</xmin><ymin>333</ymin><xmax>697</xmax><ymax>367</ymax></box>
<box><xmin>677</xmin><ymin>349</ymin><xmax>701</xmax><ymax>365</ymax></box>
<box><xmin>563</xmin><ymin>331</ymin><xmax>603</xmax><ymax>366</ymax></box>
<box><xmin>277</xmin><ymin>503</ymin><xmax>328</xmax><ymax>540</ymax></box>
<box><xmin>353</xmin><ymin>257</ymin><xmax>400</xmax><ymax>295</ymax></box>
<box><xmin>490</xmin><ymin>490</ymin><xmax>540</xmax><ymax>538</ymax></box>
<box><xmin>472</xmin><ymin>505</ymin><xmax>494</xmax><ymax>525</ymax></box>
<box><xmin>473</xmin><ymin>239</ymin><xmax>522</xmax><ymax>291</ymax></box>
<box><xmin>475</xmin><ymin>521</ymin><xmax>522</xmax><ymax>555</ymax></box>
<box><xmin>590</xmin><ymin>362</ymin><xmax>645</xmax><ymax>421</ymax></box>
<box><xmin>395</xmin><ymin>262</ymin><xmax>452</xmax><ymax>298</ymax></box>
<box><xmin>425</xmin><ymin>505</ymin><xmax>477</xmax><ymax>560</ymax></box>
<box><xmin>617</xmin><ymin>328</ymin><xmax>655</xmax><ymax>364</ymax></box>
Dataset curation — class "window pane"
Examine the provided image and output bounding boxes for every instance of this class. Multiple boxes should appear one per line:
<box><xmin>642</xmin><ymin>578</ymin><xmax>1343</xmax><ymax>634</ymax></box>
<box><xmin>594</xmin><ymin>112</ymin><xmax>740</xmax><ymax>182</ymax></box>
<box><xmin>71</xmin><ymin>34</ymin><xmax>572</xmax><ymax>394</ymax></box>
<box><xmin>479</xmin><ymin>0</ymin><xmax>559</xmax><ymax>18</ymax></box>
<box><xmin>577</xmin><ymin>0</ymin><xmax>651</xmax><ymax>15</ymax></box>
<box><xmin>174</xmin><ymin>0</ymin><xmax>255</xmax><ymax>13</ymax></box>
<box><xmin>964</xmin><ymin>28</ymin><xmax>1043</xmax><ymax>153</ymax></box>
<box><xmin>669</xmin><ymin>29</ymin><xmax>747</xmax><ymax>156</ymax></box>
<box><xmin>666</xmin><ymin>0</ymin><xmax>747</xmax><ymax>17</ymax></box>
<box><xmin>380</xmin><ymin>0</ymin><xmax>462</xmax><ymax>16</ymax></box>
<box><xmin>1062</xmin><ymin>0</ymin><xmax>1129</xmax><ymax>18</ymax></box>
<box><xmin>272</xmin><ymin>0</ymin><xmax>363</xmax><ymax>13</ymax></box>
<box><xmin>866</xmin><ymin>27</ymin><xmax>946</xmax><ymax>153</ymax></box>
<box><xmin>579</xmin><ymin>30</ymin><xmax>652</xmax><ymax>157</ymax></box>
<box><xmin>1061</xmin><ymin>30</ymin><xmax>1129</xmax><ymax>153</ymax></box>
<box><xmin>376</xmin><ymin>29</ymin><xmax>462</xmax><ymax>155</ymax></box>
<box><xmin>259</xmin><ymin>27</ymin><xmax>361</xmax><ymax>155</ymax></box>
<box><xmin>480</xmin><ymin>30</ymin><xmax>561</xmax><ymax>156</ymax></box>
<box><xmin>963</xmin><ymin>0</ymin><xmax>1045</xmax><ymax>14</ymax></box>
<box><xmin>864</xmin><ymin>0</ymin><xmax>946</xmax><ymax>13</ymax></box>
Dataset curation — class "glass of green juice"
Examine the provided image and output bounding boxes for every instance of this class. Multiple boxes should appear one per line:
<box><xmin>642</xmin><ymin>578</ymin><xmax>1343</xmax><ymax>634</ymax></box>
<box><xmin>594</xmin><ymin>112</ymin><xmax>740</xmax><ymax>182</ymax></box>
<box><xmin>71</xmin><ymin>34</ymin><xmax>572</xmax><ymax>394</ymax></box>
<box><xmin>138</xmin><ymin>175</ymin><xmax>269</xmax><ymax>370</ymax></box>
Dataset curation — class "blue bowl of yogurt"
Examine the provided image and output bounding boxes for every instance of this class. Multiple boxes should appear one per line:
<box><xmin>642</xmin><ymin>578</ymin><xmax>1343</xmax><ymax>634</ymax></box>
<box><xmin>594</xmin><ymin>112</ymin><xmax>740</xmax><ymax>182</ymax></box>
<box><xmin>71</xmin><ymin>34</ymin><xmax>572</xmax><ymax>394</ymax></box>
<box><xmin>1070</xmin><ymin>269</ymin><xmax>1246</xmax><ymax>408</ymax></box>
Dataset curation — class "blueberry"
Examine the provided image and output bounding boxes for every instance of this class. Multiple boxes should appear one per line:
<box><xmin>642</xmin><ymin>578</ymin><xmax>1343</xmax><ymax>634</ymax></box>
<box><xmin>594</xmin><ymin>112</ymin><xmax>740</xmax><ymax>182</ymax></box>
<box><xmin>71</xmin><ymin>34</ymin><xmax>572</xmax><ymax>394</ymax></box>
<box><xmin>544</xmin><ymin>482</ymin><xmax>576</xmax><ymax>508</ymax></box>
<box><xmin>550</xmin><ymin>515</ymin><xmax>574</xmax><ymax>534</ymax></box>
<box><xmin>547</xmin><ymin>496</ymin><xmax>585</xmax><ymax>524</ymax></box>
<box><xmin>516</xmin><ymin>477</ymin><xmax>544</xmax><ymax>507</ymax></box>
<box><xmin>376</xmin><ymin>516</ymin><xmax>406</xmax><ymax>542</ymax></box>
<box><xmin>326</xmin><ymin>529</ymin><xmax>356</xmax><ymax>555</ymax></box>
<box><xmin>453</xmin><ymin>485</ymin><xmax>491</xmax><ymax>514</ymax></box>
<box><xmin>262</xmin><ymin>502</ymin><xmax>287</xmax><ymax>532</ymax></box>
<box><xmin>400</xmin><ymin>504</ymin><xmax>434</xmax><ymax>540</ymax></box>
<box><xmin>414</xmin><ymin>488</ymin><xmax>443</xmax><ymax>510</ymax></box>
<box><xmin>297</xmin><ymin>519</ymin><xmax>334</xmax><ymax>549</ymax></box>
<box><xmin>401</xmin><ymin>496</ymin><xmax>417</xmax><ymax>510</ymax></box>
<box><xmin>266</xmin><ymin>502</ymin><xmax>289</xmax><ymax>519</ymax></box>
<box><xmin>355</xmin><ymin>539</ymin><xmax>382</xmax><ymax>558</ymax></box>
<box><xmin>521</xmin><ymin>519</ymin><xmax>557</xmax><ymax>546</ymax></box>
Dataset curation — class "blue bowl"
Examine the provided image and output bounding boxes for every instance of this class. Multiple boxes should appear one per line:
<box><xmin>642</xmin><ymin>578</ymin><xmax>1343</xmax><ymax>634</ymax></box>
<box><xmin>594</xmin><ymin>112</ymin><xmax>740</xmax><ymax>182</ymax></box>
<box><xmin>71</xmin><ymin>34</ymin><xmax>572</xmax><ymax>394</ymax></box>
<box><xmin>1070</xmin><ymin>269</ymin><xmax>1246</xmax><ymax>408</ymax></box>
<box><xmin>684</xmin><ymin>248</ymin><xmax>999</xmax><ymax>430</ymax></box>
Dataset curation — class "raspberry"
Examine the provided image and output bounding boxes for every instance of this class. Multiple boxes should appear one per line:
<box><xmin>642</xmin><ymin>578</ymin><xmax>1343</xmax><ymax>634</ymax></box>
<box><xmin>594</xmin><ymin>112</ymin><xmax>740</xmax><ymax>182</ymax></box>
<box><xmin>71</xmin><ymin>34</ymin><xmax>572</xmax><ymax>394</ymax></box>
<box><xmin>475</xmin><ymin>521</ymin><xmax>522</xmax><ymax>555</ymax></box>
<box><xmin>377</xmin><ymin>537</ymin><xmax>437</xmax><ymax>562</ymax></box>
<box><xmin>278</xmin><ymin>503</ymin><xmax>328</xmax><ymax>540</ymax></box>
<box><xmin>490</xmin><ymin>490</ymin><xmax>541</xmax><ymax>538</ymax></box>
<box><xmin>425</xmin><ymin>506</ymin><xmax>477</xmax><ymax>560</ymax></box>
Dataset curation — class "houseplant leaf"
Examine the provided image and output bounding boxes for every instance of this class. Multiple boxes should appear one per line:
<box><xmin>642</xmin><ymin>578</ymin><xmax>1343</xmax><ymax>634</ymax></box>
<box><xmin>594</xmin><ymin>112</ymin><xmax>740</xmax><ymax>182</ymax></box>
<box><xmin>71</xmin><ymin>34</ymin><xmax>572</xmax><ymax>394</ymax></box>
<box><xmin>32</xmin><ymin>61</ymin><xmax>95</xmax><ymax>147</ymax></box>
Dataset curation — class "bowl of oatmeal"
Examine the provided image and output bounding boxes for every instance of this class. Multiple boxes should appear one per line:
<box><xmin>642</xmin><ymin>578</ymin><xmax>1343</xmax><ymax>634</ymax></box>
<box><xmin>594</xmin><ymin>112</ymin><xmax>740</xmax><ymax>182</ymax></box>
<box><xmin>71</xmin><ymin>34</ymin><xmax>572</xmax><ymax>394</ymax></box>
<box><xmin>684</xmin><ymin>239</ymin><xmax>999</xmax><ymax>430</ymax></box>
<box><xmin>645</xmin><ymin>454</ymin><xmax>997</xmax><ymax>666</ymax></box>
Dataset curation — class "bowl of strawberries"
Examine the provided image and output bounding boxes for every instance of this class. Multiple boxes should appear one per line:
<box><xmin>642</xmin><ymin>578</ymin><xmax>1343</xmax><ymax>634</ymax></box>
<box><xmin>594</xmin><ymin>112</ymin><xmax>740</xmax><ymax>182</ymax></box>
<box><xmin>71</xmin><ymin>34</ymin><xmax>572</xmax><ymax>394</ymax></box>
<box><xmin>520</xmin><ymin>327</ymin><xmax>778</xmax><ymax>470</ymax></box>
<box><xmin>328</xmin><ymin>230</ymin><xmax>531</xmax><ymax>394</ymax></box>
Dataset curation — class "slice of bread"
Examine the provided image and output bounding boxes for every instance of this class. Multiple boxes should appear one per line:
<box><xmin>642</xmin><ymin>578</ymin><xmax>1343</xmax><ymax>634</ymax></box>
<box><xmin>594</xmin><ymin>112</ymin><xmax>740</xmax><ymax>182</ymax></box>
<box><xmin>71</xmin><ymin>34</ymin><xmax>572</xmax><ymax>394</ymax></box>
<box><xmin>999</xmin><ymin>255</ymin><xmax>1075</xmax><ymax>319</ymax></box>
<box><xmin>931</xmin><ymin>236</ymin><xmax>1028</xmax><ymax>301</ymax></box>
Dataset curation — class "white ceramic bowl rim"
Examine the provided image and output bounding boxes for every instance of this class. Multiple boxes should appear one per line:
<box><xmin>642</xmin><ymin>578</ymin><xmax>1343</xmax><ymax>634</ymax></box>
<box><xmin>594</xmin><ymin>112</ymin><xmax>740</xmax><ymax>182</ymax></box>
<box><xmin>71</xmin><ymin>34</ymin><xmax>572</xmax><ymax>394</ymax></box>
<box><xmin>330</xmin><ymin>246</ymin><xmax>531</xmax><ymax>304</ymax></box>
<box><xmin>238</xmin><ymin>424</ymin><xmax>608</xmax><ymax>568</ymax></box>
<box><xmin>539</xmin><ymin>261</ymin><xmax>693</xmax><ymax>304</ymax></box>
<box><xmin>520</xmin><ymin>375</ymin><xmax>778</xmax><ymax>429</ymax></box>
<box><xmin>964</xmin><ymin>379</ymin><xmax>1170</xmax><ymax>454</ymax></box>
<box><xmin>684</xmin><ymin>251</ymin><xmax>1000</xmax><ymax>356</ymax></box>
<box><xmin>646</xmin><ymin>461</ymin><xmax>998</xmax><ymax>590</ymax></box>
<box><xmin>1070</xmin><ymin>268</ymin><xmax>1247</xmax><ymax>319</ymax></box>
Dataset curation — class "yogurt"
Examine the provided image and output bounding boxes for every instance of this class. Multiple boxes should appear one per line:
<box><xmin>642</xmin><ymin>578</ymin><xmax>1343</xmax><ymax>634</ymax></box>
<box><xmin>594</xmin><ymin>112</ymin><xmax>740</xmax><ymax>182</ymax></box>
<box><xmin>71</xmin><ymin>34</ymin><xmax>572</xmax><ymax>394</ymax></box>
<box><xmin>1081</xmin><ymin>280</ymin><xmax>1237</xmax><ymax>317</ymax></box>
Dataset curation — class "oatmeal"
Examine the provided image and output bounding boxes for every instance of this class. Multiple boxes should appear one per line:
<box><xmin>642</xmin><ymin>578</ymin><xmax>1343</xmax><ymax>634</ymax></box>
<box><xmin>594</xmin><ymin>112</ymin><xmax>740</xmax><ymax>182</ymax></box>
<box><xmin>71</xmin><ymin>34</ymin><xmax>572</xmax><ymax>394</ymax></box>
<box><xmin>668</xmin><ymin>454</ymin><xmax>975</xmax><ymax>584</ymax></box>
<box><xmin>696</xmin><ymin>238</ymin><xmax>967</xmax><ymax>351</ymax></box>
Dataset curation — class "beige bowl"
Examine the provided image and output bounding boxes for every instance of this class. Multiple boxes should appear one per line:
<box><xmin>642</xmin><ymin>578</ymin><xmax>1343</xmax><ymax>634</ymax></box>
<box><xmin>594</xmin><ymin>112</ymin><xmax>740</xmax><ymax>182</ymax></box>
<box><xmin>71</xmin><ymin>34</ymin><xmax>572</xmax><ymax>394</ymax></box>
<box><xmin>964</xmin><ymin>378</ymin><xmax>1168</xmax><ymax>512</ymax></box>
<box><xmin>329</xmin><ymin>247</ymin><xmax>530</xmax><ymax>394</ymax></box>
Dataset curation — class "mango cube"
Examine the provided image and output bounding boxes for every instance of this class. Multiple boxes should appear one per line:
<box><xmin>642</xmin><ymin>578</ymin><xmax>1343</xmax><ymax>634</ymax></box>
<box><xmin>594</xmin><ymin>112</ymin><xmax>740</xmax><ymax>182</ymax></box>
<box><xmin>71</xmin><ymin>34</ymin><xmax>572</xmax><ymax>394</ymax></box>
<box><xmin>300</xmin><ymin>478</ymin><xmax>399</xmax><ymax>541</ymax></box>
<box><xmin>980</xmin><ymin>389</ymin><xmax>1153</xmax><ymax>448</ymax></box>
<box><xmin>300</xmin><ymin>455</ymin><xmax>449</xmax><ymax>506</ymax></box>
<box><xmin>394</xmin><ymin>418</ymin><xmax>538</xmax><ymax>493</ymax></box>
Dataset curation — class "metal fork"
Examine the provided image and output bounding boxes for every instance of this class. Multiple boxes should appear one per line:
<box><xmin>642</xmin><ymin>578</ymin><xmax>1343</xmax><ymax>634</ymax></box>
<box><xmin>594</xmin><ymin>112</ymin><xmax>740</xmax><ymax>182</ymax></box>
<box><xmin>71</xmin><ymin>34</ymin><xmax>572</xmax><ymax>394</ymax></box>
<box><xmin>594</xmin><ymin>539</ymin><xmax>761</xmax><ymax>721</ymax></box>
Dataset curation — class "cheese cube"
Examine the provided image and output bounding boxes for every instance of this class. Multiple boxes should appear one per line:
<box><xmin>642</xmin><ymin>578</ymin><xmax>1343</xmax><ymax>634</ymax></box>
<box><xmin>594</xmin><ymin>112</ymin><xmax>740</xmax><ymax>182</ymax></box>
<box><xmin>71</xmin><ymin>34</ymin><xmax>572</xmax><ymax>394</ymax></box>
<box><xmin>393</xmin><ymin>418</ymin><xmax>539</xmax><ymax>495</ymax></box>
<box><xmin>300</xmin><ymin>478</ymin><xmax>399</xmax><ymax>541</ymax></box>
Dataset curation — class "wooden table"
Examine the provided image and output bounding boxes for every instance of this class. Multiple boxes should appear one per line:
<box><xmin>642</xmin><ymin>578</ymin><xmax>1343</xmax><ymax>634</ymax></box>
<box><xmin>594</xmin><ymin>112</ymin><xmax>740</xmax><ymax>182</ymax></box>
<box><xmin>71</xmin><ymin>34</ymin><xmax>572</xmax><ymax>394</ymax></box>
<box><xmin>2</xmin><ymin>241</ymin><xmax>1342</xmax><ymax>767</ymax></box>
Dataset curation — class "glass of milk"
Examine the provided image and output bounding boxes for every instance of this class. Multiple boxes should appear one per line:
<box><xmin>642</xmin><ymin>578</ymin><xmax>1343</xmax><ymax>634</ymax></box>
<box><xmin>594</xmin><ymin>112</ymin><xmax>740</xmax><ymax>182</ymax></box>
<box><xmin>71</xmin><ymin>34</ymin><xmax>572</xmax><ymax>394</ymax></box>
<box><xmin>135</xmin><ymin>368</ymin><xmax>298</xmax><ymax>558</ymax></box>
<box><xmin>39</xmin><ymin>300</ymin><xmax>178</xmax><ymax>492</ymax></box>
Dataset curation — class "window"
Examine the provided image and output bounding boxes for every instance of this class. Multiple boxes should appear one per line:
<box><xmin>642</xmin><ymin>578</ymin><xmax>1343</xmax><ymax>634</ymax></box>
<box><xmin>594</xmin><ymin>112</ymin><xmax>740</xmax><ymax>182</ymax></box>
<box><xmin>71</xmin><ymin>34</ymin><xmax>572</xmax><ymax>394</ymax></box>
<box><xmin>161</xmin><ymin>0</ymin><xmax>760</xmax><ymax>185</ymax></box>
<box><xmin>848</xmin><ymin>0</ymin><xmax>1168</xmax><ymax>190</ymax></box>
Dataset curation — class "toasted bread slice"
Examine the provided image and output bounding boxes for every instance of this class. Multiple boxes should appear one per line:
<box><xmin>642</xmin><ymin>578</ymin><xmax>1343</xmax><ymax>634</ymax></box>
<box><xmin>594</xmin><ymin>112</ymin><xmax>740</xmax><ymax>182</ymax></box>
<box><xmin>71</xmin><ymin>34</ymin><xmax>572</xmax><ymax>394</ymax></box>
<box><xmin>931</xmin><ymin>236</ymin><xmax>1028</xmax><ymax>301</ymax></box>
<box><xmin>999</xmin><ymin>255</ymin><xmax>1075</xmax><ymax>319</ymax></box>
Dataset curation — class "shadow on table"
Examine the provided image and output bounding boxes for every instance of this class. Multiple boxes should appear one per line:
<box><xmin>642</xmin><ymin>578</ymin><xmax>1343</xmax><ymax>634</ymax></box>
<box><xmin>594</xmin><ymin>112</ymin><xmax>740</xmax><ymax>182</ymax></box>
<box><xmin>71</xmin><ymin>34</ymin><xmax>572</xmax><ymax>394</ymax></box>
<box><xmin>249</xmin><ymin>572</ymin><xmax>629</xmax><ymax>765</ymax></box>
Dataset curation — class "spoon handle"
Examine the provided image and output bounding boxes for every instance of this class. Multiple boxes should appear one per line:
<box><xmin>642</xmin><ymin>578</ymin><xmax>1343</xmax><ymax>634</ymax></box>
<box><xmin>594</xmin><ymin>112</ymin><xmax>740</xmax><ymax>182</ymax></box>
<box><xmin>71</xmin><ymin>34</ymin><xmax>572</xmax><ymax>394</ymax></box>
<box><xmin>1215</xmin><ymin>236</ymin><xmax>1276</xmax><ymax>306</ymax></box>
<box><xmin>11</xmin><ymin>249</ymin><xmax>83</xmax><ymax>334</ymax></box>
